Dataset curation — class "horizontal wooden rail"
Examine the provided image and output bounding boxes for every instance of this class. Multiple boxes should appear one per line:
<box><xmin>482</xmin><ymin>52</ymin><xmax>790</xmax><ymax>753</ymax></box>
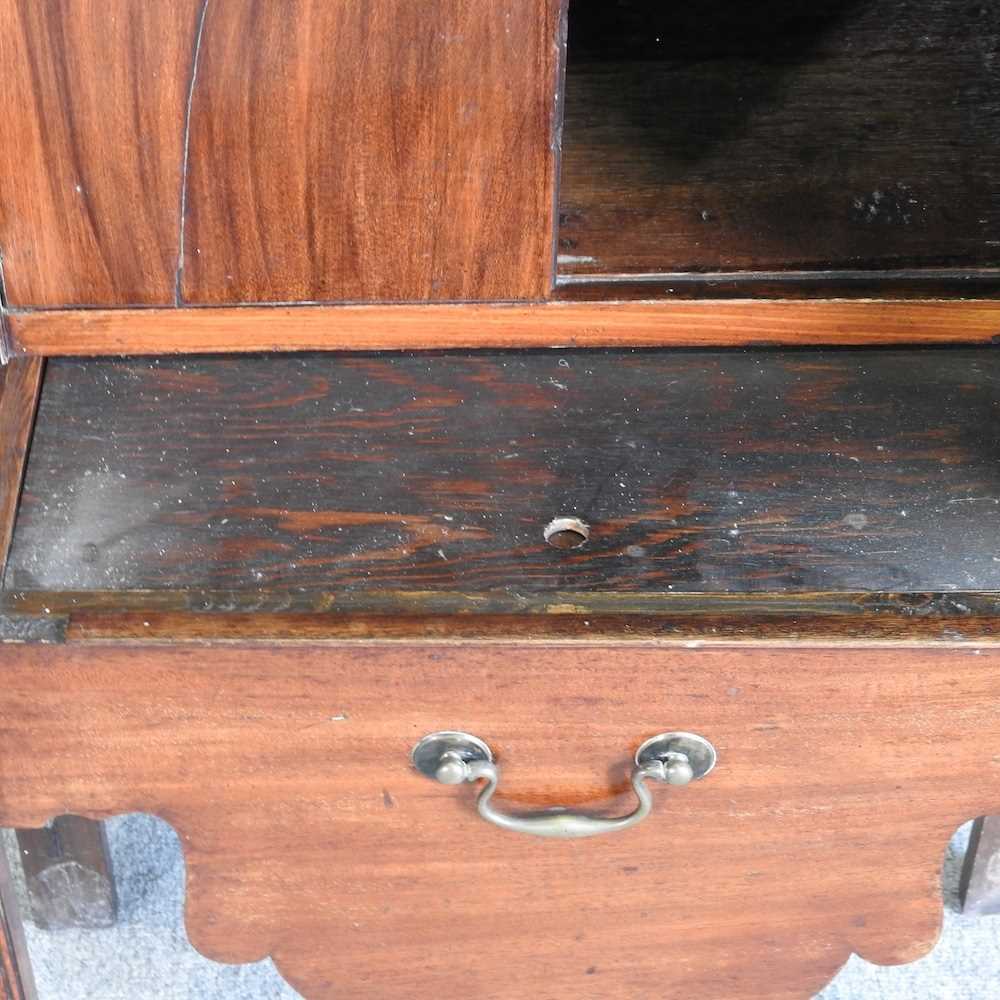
<box><xmin>4</xmin><ymin>590</ymin><xmax>1000</xmax><ymax>644</ymax></box>
<box><xmin>5</xmin><ymin>299</ymin><xmax>1000</xmax><ymax>357</ymax></box>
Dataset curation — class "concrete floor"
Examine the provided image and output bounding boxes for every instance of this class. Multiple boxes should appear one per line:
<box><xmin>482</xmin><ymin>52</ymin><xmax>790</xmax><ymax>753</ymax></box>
<box><xmin>3</xmin><ymin>816</ymin><xmax>997</xmax><ymax>999</ymax></box>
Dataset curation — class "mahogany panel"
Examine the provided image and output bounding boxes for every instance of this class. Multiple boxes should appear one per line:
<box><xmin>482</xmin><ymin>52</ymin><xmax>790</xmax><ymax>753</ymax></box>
<box><xmin>0</xmin><ymin>0</ymin><xmax>202</xmax><ymax>306</ymax></box>
<box><xmin>0</xmin><ymin>358</ymin><xmax>44</xmax><ymax>582</ymax></box>
<box><xmin>559</xmin><ymin>0</ymin><xmax>1000</xmax><ymax>280</ymax></box>
<box><xmin>0</xmin><ymin>642</ymin><xmax>999</xmax><ymax>999</ymax></box>
<box><xmin>8</xmin><ymin>299</ymin><xmax>1000</xmax><ymax>356</ymax></box>
<box><xmin>8</xmin><ymin>347</ymin><xmax>1000</xmax><ymax>595</ymax></box>
<box><xmin>180</xmin><ymin>0</ymin><xmax>565</xmax><ymax>304</ymax></box>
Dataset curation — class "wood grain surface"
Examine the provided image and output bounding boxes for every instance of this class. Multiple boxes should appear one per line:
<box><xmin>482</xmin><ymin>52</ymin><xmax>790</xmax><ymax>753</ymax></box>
<box><xmin>179</xmin><ymin>0</ymin><xmax>564</xmax><ymax>303</ymax></box>
<box><xmin>0</xmin><ymin>358</ymin><xmax>44</xmax><ymax>582</ymax></box>
<box><xmin>1</xmin><ymin>641</ymin><xmax>999</xmax><ymax>999</ymax></box>
<box><xmin>0</xmin><ymin>0</ymin><xmax>563</xmax><ymax>308</ymax></box>
<box><xmin>8</xmin><ymin>347</ymin><xmax>1000</xmax><ymax>595</ymax></box>
<box><xmin>0</xmin><ymin>0</ymin><xmax>202</xmax><ymax>306</ymax></box>
<box><xmin>559</xmin><ymin>0</ymin><xmax>1000</xmax><ymax>279</ymax></box>
<box><xmin>8</xmin><ymin>299</ymin><xmax>1000</xmax><ymax>356</ymax></box>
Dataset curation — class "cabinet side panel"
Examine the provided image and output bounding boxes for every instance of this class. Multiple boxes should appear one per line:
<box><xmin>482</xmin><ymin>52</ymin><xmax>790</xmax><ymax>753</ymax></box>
<box><xmin>180</xmin><ymin>0</ymin><xmax>564</xmax><ymax>304</ymax></box>
<box><xmin>0</xmin><ymin>0</ymin><xmax>202</xmax><ymax>307</ymax></box>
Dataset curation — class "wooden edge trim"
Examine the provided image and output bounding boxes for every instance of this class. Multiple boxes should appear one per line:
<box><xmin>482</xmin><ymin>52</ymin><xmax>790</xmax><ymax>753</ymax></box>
<box><xmin>5</xmin><ymin>587</ymin><xmax>997</xmax><ymax>616</ymax></box>
<box><xmin>56</xmin><ymin>610</ymin><xmax>1000</xmax><ymax>644</ymax></box>
<box><xmin>7</xmin><ymin>300</ymin><xmax>1000</xmax><ymax>356</ymax></box>
<box><xmin>0</xmin><ymin>358</ymin><xmax>44</xmax><ymax>581</ymax></box>
<box><xmin>3</xmin><ymin>589</ymin><xmax>999</xmax><ymax>644</ymax></box>
<box><xmin>553</xmin><ymin>268</ymin><xmax>1000</xmax><ymax>301</ymax></box>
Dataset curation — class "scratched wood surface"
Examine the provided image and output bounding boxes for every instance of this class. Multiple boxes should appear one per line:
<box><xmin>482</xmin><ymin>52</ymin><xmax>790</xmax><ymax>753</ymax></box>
<box><xmin>6</xmin><ymin>348</ymin><xmax>999</xmax><ymax>595</ymax></box>
<box><xmin>1</xmin><ymin>641</ymin><xmax>999</xmax><ymax>999</ymax></box>
<box><xmin>0</xmin><ymin>0</ymin><xmax>202</xmax><ymax>307</ymax></box>
<box><xmin>559</xmin><ymin>0</ymin><xmax>1000</xmax><ymax>279</ymax></box>
<box><xmin>178</xmin><ymin>0</ymin><xmax>564</xmax><ymax>303</ymax></box>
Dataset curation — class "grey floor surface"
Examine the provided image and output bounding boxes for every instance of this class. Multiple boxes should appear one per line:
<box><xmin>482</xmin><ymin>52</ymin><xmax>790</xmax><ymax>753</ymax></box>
<box><xmin>3</xmin><ymin>816</ymin><xmax>998</xmax><ymax>999</ymax></box>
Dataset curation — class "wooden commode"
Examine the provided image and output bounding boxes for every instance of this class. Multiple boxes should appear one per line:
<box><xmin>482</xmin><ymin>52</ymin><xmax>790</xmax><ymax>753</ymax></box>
<box><xmin>1</xmin><ymin>2</ymin><xmax>999</xmax><ymax>997</ymax></box>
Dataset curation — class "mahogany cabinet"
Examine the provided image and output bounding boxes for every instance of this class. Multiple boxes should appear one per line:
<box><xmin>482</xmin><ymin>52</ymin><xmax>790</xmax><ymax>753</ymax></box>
<box><xmin>1</xmin><ymin>2</ymin><xmax>999</xmax><ymax>998</ymax></box>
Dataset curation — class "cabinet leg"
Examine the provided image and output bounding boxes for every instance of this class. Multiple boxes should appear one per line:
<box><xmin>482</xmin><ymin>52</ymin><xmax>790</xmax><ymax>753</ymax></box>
<box><xmin>959</xmin><ymin>816</ymin><xmax>1000</xmax><ymax>916</ymax></box>
<box><xmin>15</xmin><ymin>817</ymin><xmax>117</xmax><ymax>931</ymax></box>
<box><xmin>1</xmin><ymin>834</ymin><xmax>38</xmax><ymax>1000</ymax></box>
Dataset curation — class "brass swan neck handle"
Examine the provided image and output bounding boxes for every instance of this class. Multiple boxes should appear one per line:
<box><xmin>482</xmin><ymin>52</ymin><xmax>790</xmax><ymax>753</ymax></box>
<box><xmin>412</xmin><ymin>731</ymin><xmax>716</xmax><ymax>840</ymax></box>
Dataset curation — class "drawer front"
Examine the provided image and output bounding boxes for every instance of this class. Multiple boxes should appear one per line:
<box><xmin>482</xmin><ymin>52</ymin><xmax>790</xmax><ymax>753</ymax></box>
<box><xmin>1</xmin><ymin>641</ymin><xmax>998</xmax><ymax>999</ymax></box>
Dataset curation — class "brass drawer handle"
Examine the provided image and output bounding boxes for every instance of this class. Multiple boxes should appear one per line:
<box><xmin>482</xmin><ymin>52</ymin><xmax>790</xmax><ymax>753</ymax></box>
<box><xmin>411</xmin><ymin>731</ymin><xmax>716</xmax><ymax>839</ymax></box>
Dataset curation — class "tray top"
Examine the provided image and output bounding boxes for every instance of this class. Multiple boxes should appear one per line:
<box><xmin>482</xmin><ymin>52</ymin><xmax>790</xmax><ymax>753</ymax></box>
<box><xmin>7</xmin><ymin>347</ymin><xmax>999</xmax><ymax>606</ymax></box>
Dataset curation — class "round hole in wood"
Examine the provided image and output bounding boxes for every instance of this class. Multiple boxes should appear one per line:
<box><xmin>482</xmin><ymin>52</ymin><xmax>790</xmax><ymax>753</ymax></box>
<box><xmin>544</xmin><ymin>517</ymin><xmax>590</xmax><ymax>550</ymax></box>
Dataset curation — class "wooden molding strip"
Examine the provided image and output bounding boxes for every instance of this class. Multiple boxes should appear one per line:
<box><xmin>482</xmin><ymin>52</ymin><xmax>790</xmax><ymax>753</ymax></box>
<box><xmin>57</xmin><ymin>610</ymin><xmax>1000</xmax><ymax>645</ymax></box>
<box><xmin>4</xmin><ymin>590</ymin><xmax>1000</xmax><ymax>645</ymax></box>
<box><xmin>553</xmin><ymin>268</ymin><xmax>1000</xmax><ymax>301</ymax></box>
<box><xmin>7</xmin><ymin>300</ymin><xmax>1000</xmax><ymax>356</ymax></box>
<box><xmin>960</xmin><ymin>816</ymin><xmax>1000</xmax><ymax>915</ymax></box>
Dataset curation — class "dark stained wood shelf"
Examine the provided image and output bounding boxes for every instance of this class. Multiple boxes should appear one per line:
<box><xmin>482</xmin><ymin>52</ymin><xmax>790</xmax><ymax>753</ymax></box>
<box><xmin>558</xmin><ymin>0</ymin><xmax>1000</xmax><ymax>291</ymax></box>
<box><xmin>5</xmin><ymin>347</ymin><xmax>999</xmax><ymax>605</ymax></box>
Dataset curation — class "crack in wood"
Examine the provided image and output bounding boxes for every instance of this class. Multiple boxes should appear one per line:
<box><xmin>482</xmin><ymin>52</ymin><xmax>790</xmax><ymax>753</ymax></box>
<box><xmin>175</xmin><ymin>0</ymin><xmax>212</xmax><ymax>307</ymax></box>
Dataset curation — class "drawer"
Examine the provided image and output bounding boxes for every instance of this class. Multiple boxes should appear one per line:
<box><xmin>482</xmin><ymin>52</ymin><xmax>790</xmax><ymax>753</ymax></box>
<box><xmin>1</xmin><ymin>641</ymin><xmax>999</xmax><ymax>999</ymax></box>
<box><xmin>2</xmin><ymin>346</ymin><xmax>999</xmax><ymax>998</ymax></box>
